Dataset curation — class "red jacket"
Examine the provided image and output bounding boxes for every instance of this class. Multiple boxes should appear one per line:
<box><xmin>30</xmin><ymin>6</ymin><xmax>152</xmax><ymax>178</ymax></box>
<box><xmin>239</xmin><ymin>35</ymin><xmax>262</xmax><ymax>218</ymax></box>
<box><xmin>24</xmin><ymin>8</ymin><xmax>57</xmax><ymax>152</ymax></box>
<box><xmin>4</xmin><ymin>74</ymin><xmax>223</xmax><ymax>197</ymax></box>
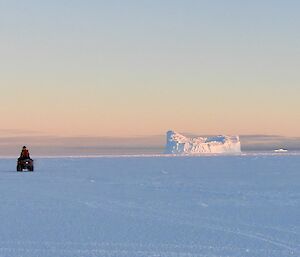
<box><xmin>20</xmin><ymin>149</ymin><xmax>30</xmax><ymax>159</ymax></box>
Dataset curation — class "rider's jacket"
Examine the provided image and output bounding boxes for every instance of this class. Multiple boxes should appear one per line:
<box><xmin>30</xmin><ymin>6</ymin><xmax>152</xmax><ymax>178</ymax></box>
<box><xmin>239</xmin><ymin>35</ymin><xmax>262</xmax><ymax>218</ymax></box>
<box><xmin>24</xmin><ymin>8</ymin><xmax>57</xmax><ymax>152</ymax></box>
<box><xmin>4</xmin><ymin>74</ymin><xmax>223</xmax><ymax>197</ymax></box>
<box><xmin>20</xmin><ymin>149</ymin><xmax>30</xmax><ymax>159</ymax></box>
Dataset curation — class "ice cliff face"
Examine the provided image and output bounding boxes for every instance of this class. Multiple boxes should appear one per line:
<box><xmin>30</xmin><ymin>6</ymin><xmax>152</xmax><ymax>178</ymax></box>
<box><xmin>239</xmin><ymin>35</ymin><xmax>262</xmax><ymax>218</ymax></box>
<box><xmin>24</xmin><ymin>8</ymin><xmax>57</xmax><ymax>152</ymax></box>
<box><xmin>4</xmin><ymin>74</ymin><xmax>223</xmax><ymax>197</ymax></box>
<box><xmin>165</xmin><ymin>131</ymin><xmax>241</xmax><ymax>154</ymax></box>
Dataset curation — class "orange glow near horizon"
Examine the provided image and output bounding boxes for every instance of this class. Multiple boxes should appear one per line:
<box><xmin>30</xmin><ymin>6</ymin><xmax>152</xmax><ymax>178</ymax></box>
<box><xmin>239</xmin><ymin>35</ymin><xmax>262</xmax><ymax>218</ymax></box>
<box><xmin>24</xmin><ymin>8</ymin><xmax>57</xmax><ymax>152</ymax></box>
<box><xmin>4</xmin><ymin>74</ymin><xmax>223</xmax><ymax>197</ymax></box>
<box><xmin>1</xmin><ymin>1</ymin><xmax>299</xmax><ymax>138</ymax></box>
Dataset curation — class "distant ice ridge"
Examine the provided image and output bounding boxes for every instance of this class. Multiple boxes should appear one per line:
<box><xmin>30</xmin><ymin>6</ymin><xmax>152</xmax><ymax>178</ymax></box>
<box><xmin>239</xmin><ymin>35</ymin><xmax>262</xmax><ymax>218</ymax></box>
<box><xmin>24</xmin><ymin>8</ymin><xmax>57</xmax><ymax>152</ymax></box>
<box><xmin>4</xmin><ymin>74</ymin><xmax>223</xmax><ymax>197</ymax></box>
<box><xmin>165</xmin><ymin>131</ymin><xmax>241</xmax><ymax>154</ymax></box>
<box><xmin>274</xmin><ymin>148</ymin><xmax>288</xmax><ymax>153</ymax></box>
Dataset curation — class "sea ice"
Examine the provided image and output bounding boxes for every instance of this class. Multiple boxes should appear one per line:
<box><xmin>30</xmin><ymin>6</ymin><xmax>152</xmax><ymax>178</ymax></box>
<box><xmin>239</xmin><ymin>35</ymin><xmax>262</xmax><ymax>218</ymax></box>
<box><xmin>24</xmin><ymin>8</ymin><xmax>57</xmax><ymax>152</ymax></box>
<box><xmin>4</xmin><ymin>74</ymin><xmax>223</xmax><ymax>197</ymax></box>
<box><xmin>0</xmin><ymin>154</ymin><xmax>299</xmax><ymax>257</ymax></box>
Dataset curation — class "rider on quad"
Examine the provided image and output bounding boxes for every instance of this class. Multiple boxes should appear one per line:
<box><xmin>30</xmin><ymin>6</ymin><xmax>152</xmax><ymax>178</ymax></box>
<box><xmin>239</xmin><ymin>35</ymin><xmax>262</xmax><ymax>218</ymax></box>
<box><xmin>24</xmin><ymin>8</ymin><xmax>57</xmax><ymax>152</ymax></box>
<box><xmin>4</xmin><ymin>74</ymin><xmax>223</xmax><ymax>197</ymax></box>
<box><xmin>17</xmin><ymin>146</ymin><xmax>34</xmax><ymax>171</ymax></box>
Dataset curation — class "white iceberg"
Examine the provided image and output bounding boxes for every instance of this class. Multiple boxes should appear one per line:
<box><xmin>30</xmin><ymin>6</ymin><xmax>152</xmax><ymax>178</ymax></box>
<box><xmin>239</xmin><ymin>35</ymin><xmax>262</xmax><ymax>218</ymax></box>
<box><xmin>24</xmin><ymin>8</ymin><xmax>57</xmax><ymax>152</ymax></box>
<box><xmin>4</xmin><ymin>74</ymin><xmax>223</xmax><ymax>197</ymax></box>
<box><xmin>165</xmin><ymin>131</ymin><xmax>241</xmax><ymax>154</ymax></box>
<box><xmin>274</xmin><ymin>148</ymin><xmax>288</xmax><ymax>153</ymax></box>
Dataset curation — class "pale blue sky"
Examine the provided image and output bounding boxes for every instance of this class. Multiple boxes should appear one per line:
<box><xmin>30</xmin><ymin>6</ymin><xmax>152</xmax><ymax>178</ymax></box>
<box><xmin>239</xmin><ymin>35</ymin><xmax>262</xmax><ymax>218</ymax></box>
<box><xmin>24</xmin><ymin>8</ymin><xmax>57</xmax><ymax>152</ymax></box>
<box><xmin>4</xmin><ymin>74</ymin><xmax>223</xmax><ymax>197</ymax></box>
<box><xmin>0</xmin><ymin>0</ymin><xmax>299</xmax><ymax>136</ymax></box>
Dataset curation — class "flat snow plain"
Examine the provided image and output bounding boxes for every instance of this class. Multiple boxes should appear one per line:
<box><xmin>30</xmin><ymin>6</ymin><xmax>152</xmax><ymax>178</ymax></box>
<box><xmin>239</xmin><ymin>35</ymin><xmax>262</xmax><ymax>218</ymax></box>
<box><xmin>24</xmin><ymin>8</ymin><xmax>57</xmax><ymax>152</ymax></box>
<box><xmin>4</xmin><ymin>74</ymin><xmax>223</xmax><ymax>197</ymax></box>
<box><xmin>0</xmin><ymin>154</ymin><xmax>299</xmax><ymax>257</ymax></box>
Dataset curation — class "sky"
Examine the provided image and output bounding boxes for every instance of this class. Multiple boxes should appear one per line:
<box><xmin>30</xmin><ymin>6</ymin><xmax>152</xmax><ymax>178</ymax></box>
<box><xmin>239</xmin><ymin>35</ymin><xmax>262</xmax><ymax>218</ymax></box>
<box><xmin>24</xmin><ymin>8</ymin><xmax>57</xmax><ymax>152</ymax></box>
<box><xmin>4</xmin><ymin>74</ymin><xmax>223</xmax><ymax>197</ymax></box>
<box><xmin>1</xmin><ymin>0</ymin><xmax>300</xmax><ymax>138</ymax></box>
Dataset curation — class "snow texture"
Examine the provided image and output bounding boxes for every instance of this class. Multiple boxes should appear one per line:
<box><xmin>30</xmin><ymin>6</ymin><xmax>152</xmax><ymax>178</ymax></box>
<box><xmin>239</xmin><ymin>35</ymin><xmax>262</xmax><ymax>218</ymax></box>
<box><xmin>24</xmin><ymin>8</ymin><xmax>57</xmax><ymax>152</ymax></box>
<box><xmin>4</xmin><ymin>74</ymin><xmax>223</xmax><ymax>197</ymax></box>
<box><xmin>165</xmin><ymin>130</ymin><xmax>241</xmax><ymax>154</ymax></box>
<box><xmin>0</xmin><ymin>154</ymin><xmax>299</xmax><ymax>257</ymax></box>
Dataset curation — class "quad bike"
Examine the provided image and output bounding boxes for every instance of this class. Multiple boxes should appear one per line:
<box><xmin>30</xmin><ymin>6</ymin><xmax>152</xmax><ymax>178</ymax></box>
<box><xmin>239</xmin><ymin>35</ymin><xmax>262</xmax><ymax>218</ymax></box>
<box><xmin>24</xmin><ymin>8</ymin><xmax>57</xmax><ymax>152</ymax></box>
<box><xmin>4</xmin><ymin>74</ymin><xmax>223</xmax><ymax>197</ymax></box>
<box><xmin>17</xmin><ymin>158</ymin><xmax>34</xmax><ymax>172</ymax></box>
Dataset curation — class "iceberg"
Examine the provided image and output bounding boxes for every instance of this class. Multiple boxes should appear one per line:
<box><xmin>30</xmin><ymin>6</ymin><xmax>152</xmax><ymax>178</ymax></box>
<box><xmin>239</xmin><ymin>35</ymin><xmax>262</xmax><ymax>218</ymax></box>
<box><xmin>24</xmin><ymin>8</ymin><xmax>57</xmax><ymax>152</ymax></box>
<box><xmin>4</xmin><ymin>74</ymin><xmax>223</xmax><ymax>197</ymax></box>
<box><xmin>165</xmin><ymin>131</ymin><xmax>241</xmax><ymax>154</ymax></box>
<box><xmin>274</xmin><ymin>149</ymin><xmax>288</xmax><ymax>153</ymax></box>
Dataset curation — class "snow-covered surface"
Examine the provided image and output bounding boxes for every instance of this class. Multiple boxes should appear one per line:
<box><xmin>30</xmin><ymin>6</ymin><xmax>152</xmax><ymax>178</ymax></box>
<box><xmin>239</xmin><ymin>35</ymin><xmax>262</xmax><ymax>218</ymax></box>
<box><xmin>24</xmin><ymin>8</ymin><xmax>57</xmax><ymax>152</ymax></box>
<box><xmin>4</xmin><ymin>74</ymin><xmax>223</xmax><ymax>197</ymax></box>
<box><xmin>0</xmin><ymin>155</ymin><xmax>299</xmax><ymax>257</ymax></box>
<box><xmin>165</xmin><ymin>131</ymin><xmax>241</xmax><ymax>154</ymax></box>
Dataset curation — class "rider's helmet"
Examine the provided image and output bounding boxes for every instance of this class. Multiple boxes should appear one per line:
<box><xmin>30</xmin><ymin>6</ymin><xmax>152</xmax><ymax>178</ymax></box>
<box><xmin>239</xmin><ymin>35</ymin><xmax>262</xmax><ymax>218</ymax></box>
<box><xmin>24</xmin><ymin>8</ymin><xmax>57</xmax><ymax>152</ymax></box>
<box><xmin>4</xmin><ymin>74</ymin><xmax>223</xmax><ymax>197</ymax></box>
<box><xmin>23</xmin><ymin>146</ymin><xmax>26</xmax><ymax>149</ymax></box>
